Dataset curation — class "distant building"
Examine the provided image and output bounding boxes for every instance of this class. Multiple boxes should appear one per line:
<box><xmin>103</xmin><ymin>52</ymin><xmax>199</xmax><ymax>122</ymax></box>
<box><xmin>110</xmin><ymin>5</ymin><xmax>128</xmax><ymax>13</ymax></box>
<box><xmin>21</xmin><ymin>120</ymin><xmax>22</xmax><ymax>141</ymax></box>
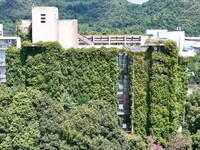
<box><xmin>0</xmin><ymin>24</ymin><xmax>21</xmax><ymax>83</ymax></box>
<box><xmin>78</xmin><ymin>35</ymin><xmax>148</xmax><ymax>49</ymax></box>
<box><xmin>145</xmin><ymin>29</ymin><xmax>200</xmax><ymax>57</ymax></box>
<box><xmin>183</xmin><ymin>37</ymin><xmax>200</xmax><ymax>57</ymax></box>
<box><xmin>21</xmin><ymin>6</ymin><xmax>78</xmax><ymax>49</ymax></box>
<box><xmin>146</xmin><ymin>29</ymin><xmax>185</xmax><ymax>53</ymax></box>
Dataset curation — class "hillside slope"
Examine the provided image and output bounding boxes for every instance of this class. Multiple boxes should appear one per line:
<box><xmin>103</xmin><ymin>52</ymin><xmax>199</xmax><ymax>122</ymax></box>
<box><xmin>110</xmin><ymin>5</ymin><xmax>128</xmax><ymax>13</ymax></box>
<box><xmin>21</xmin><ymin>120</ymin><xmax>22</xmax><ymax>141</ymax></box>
<box><xmin>0</xmin><ymin>0</ymin><xmax>200</xmax><ymax>36</ymax></box>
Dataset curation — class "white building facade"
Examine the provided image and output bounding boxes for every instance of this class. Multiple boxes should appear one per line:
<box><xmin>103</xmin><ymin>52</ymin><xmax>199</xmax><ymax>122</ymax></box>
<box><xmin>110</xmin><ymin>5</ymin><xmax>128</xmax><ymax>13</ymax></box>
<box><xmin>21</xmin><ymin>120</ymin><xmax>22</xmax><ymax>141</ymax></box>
<box><xmin>22</xmin><ymin>6</ymin><xmax>78</xmax><ymax>49</ymax></box>
<box><xmin>146</xmin><ymin>29</ymin><xmax>185</xmax><ymax>52</ymax></box>
<box><xmin>146</xmin><ymin>29</ymin><xmax>200</xmax><ymax>57</ymax></box>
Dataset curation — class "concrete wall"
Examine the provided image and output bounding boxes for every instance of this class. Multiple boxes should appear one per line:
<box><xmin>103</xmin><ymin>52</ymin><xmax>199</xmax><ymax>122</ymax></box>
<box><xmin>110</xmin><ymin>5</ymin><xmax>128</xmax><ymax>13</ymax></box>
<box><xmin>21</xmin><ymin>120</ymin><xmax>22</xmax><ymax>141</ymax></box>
<box><xmin>146</xmin><ymin>30</ymin><xmax>168</xmax><ymax>39</ymax></box>
<box><xmin>58</xmin><ymin>20</ymin><xmax>78</xmax><ymax>49</ymax></box>
<box><xmin>146</xmin><ymin>29</ymin><xmax>185</xmax><ymax>52</ymax></box>
<box><xmin>159</xmin><ymin>31</ymin><xmax>185</xmax><ymax>51</ymax></box>
<box><xmin>31</xmin><ymin>6</ymin><xmax>78</xmax><ymax>49</ymax></box>
<box><xmin>32</xmin><ymin>6</ymin><xmax>59</xmax><ymax>43</ymax></box>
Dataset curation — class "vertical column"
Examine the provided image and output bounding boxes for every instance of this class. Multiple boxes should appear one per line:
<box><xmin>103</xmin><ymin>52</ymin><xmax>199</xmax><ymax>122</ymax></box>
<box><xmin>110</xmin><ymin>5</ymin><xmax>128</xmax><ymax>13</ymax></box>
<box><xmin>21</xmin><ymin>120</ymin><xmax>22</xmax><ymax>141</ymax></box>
<box><xmin>117</xmin><ymin>53</ymin><xmax>131</xmax><ymax>132</ymax></box>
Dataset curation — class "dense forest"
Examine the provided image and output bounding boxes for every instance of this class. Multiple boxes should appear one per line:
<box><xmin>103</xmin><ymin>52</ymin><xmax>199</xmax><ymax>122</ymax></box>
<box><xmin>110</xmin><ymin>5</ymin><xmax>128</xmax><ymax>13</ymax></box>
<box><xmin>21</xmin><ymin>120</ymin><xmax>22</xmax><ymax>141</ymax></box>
<box><xmin>1</xmin><ymin>0</ymin><xmax>200</xmax><ymax>36</ymax></box>
<box><xmin>2</xmin><ymin>40</ymin><xmax>199</xmax><ymax>149</ymax></box>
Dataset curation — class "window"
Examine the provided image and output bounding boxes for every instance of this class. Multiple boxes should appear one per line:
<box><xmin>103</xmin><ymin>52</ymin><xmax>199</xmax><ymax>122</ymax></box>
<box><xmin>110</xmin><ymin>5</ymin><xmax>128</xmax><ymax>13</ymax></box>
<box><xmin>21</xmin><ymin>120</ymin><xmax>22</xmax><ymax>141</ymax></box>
<box><xmin>118</xmin><ymin>54</ymin><xmax>128</xmax><ymax>69</ymax></box>
<box><xmin>41</xmin><ymin>14</ymin><xmax>46</xmax><ymax>23</ymax></box>
<box><xmin>118</xmin><ymin>79</ymin><xmax>124</xmax><ymax>91</ymax></box>
<box><xmin>122</xmin><ymin>124</ymin><xmax>127</xmax><ymax>129</ymax></box>
<box><xmin>119</xmin><ymin>104</ymin><xmax>124</xmax><ymax>110</ymax></box>
<box><xmin>118</xmin><ymin>76</ymin><xmax>129</xmax><ymax>93</ymax></box>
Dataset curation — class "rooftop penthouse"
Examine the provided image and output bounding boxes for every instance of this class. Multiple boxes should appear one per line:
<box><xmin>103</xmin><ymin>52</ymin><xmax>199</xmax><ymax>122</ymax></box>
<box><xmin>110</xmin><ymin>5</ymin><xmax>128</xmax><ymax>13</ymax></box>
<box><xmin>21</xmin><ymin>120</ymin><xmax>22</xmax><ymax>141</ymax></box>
<box><xmin>21</xmin><ymin>6</ymin><xmax>78</xmax><ymax>49</ymax></box>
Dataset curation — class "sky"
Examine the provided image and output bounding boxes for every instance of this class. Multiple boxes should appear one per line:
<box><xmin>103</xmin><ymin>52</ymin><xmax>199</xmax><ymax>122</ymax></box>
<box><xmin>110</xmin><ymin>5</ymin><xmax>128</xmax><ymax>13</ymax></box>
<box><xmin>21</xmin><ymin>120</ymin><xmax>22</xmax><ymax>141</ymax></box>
<box><xmin>127</xmin><ymin>0</ymin><xmax>149</xmax><ymax>4</ymax></box>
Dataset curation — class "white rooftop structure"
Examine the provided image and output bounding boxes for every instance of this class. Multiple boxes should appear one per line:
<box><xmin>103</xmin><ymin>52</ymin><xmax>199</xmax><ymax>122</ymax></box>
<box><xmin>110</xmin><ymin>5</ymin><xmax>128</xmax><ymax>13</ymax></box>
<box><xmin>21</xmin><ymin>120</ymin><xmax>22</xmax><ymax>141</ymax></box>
<box><xmin>146</xmin><ymin>29</ymin><xmax>168</xmax><ymax>39</ymax></box>
<box><xmin>146</xmin><ymin>29</ymin><xmax>200</xmax><ymax>57</ymax></box>
<box><xmin>146</xmin><ymin>29</ymin><xmax>185</xmax><ymax>52</ymax></box>
<box><xmin>21</xmin><ymin>6</ymin><xmax>78</xmax><ymax>49</ymax></box>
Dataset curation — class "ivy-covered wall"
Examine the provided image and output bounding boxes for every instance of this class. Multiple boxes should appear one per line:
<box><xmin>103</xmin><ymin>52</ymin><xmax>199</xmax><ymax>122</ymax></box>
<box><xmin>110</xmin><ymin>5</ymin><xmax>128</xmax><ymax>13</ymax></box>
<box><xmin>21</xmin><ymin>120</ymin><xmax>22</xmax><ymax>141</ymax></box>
<box><xmin>129</xmin><ymin>52</ymin><xmax>148</xmax><ymax>136</ymax></box>
<box><xmin>7</xmin><ymin>42</ymin><xmax>121</xmax><ymax>104</ymax></box>
<box><xmin>176</xmin><ymin>56</ymin><xmax>188</xmax><ymax>126</ymax></box>
<box><xmin>61</xmin><ymin>48</ymin><xmax>120</xmax><ymax>104</ymax></box>
<box><xmin>129</xmin><ymin>41</ymin><xmax>188</xmax><ymax>145</ymax></box>
<box><xmin>6</xmin><ymin>47</ymin><xmax>25</xmax><ymax>86</ymax></box>
<box><xmin>148</xmin><ymin>41</ymin><xmax>180</xmax><ymax>145</ymax></box>
<box><xmin>22</xmin><ymin>42</ymin><xmax>64</xmax><ymax>98</ymax></box>
<box><xmin>6</xmin><ymin>41</ymin><xmax>188</xmax><ymax>145</ymax></box>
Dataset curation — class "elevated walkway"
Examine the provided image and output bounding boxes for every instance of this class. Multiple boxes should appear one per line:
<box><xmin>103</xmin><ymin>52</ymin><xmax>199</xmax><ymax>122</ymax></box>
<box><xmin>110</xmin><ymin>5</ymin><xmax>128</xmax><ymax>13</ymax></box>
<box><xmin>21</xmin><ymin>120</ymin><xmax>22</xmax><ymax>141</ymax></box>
<box><xmin>78</xmin><ymin>34</ymin><xmax>94</xmax><ymax>45</ymax></box>
<box><xmin>78</xmin><ymin>34</ymin><xmax>147</xmax><ymax>46</ymax></box>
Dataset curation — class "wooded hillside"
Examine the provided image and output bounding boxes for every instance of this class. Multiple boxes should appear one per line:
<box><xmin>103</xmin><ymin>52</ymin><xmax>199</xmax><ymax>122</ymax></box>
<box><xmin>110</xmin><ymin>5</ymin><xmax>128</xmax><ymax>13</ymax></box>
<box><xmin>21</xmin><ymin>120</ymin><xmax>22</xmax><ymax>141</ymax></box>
<box><xmin>0</xmin><ymin>0</ymin><xmax>200</xmax><ymax>36</ymax></box>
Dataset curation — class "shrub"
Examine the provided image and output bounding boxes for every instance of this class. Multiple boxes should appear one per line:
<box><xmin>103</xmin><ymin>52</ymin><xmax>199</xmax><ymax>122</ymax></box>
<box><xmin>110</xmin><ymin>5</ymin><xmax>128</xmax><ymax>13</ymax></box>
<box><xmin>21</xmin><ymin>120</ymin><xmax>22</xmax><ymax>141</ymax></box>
<box><xmin>192</xmin><ymin>130</ymin><xmax>200</xmax><ymax>150</ymax></box>
<box><xmin>166</xmin><ymin>134</ymin><xmax>192</xmax><ymax>150</ymax></box>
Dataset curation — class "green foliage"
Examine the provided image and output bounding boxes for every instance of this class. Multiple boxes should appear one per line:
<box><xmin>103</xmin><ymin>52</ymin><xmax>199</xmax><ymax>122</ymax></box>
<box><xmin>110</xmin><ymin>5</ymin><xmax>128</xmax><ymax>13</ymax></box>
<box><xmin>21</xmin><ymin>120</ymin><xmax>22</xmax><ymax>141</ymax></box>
<box><xmin>1</xmin><ymin>0</ymin><xmax>200</xmax><ymax>36</ymax></box>
<box><xmin>61</xmin><ymin>100</ymin><xmax>130</xmax><ymax>150</ymax></box>
<box><xmin>28</xmin><ymin>89</ymin><xmax>67</xmax><ymax>149</ymax></box>
<box><xmin>6</xmin><ymin>41</ymin><xmax>188</xmax><ymax>146</ymax></box>
<box><xmin>6</xmin><ymin>46</ymin><xmax>25</xmax><ymax>86</ymax></box>
<box><xmin>7</xmin><ymin>43</ymin><xmax>120</xmax><ymax>104</ymax></box>
<box><xmin>166</xmin><ymin>134</ymin><xmax>192</xmax><ymax>150</ymax></box>
<box><xmin>177</xmin><ymin>56</ymin><xmax>188</xmax><ymax>124</ymax></box>
<box><xmin>129</xmin><ymin>52</ymin><xmax>148</xmax><ymax>135</ymax></box>
<box><xmin>148</xmin><ymin>41</ymin><xmax>181</xmax><ymax>145</ymax></box>
<box><xmin>188</xmin><ymin>54</ymin><xmax>200</xmax><ymax>83</ymax></box>
<box><xmin>0</xmin><ymin>91</ymin><xmax>40</xmax><ymax>149</ymax></box>
<box><xmin>192</xmin><ymin>130</ymin><xmax>200</xmax><ymax>150</ymax></box>
<box><xmin>186</xmin><ymin>87</ymin><xmax>200</xmax><ymax>133</ymax></box>
<box><xmin>22</xmin><ymin>41</ymin><xmax>65</xmax><ymax>98</ymax></box>
<box><xmin>127</xmin><ymin>134</ymin><xmax>147</xmax><ymax>150</ymax></box>
<box><xmin>61</xmin><ymin>48</ymin><xmax>120</xmax><ymax>104</ymax></box>
<box><xmin>129</xmin><ymin>41</ymin><xmax>187</xmax><ymax>146</ymax></box>
<box><xmin>0</xmin><ymin>85</ymin><xmax>68</xmax><ymax>149</ymax></box>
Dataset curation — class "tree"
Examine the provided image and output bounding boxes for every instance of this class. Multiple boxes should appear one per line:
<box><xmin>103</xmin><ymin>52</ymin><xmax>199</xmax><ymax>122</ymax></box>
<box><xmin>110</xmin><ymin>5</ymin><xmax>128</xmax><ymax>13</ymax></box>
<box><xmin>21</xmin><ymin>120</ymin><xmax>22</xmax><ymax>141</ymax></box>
<box><xmin>0</xmin><ymin>92</ymin><xmax>40</xmax><ymax>150</ymax></box>
<box><xmin>186</xmin><ymin>87</ymin><xmax>200</xmax><ymax>134</ymax></box>
<box><xmin>0</xmin><ymin>85</ymin><xmax>68</xmax><ymax>149</ymax></box>
<box><xmin>61</xmin><ymin>100</ymin><xmax>130</xmax><ymax>150</ymax></box>
<box><xmin>192</xmin><ymin>130</ymin><xmax>200</xmax><ymax>150</ymax></box>
<box><xmin>28</xmin><ymin>89</ymin><xmax>67</xmax><ymax>149</ymax></box>
<box><xmin>188</xmin><ymin>54</ymin><xmax>200</xmax><ymax>83</ymax></box>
